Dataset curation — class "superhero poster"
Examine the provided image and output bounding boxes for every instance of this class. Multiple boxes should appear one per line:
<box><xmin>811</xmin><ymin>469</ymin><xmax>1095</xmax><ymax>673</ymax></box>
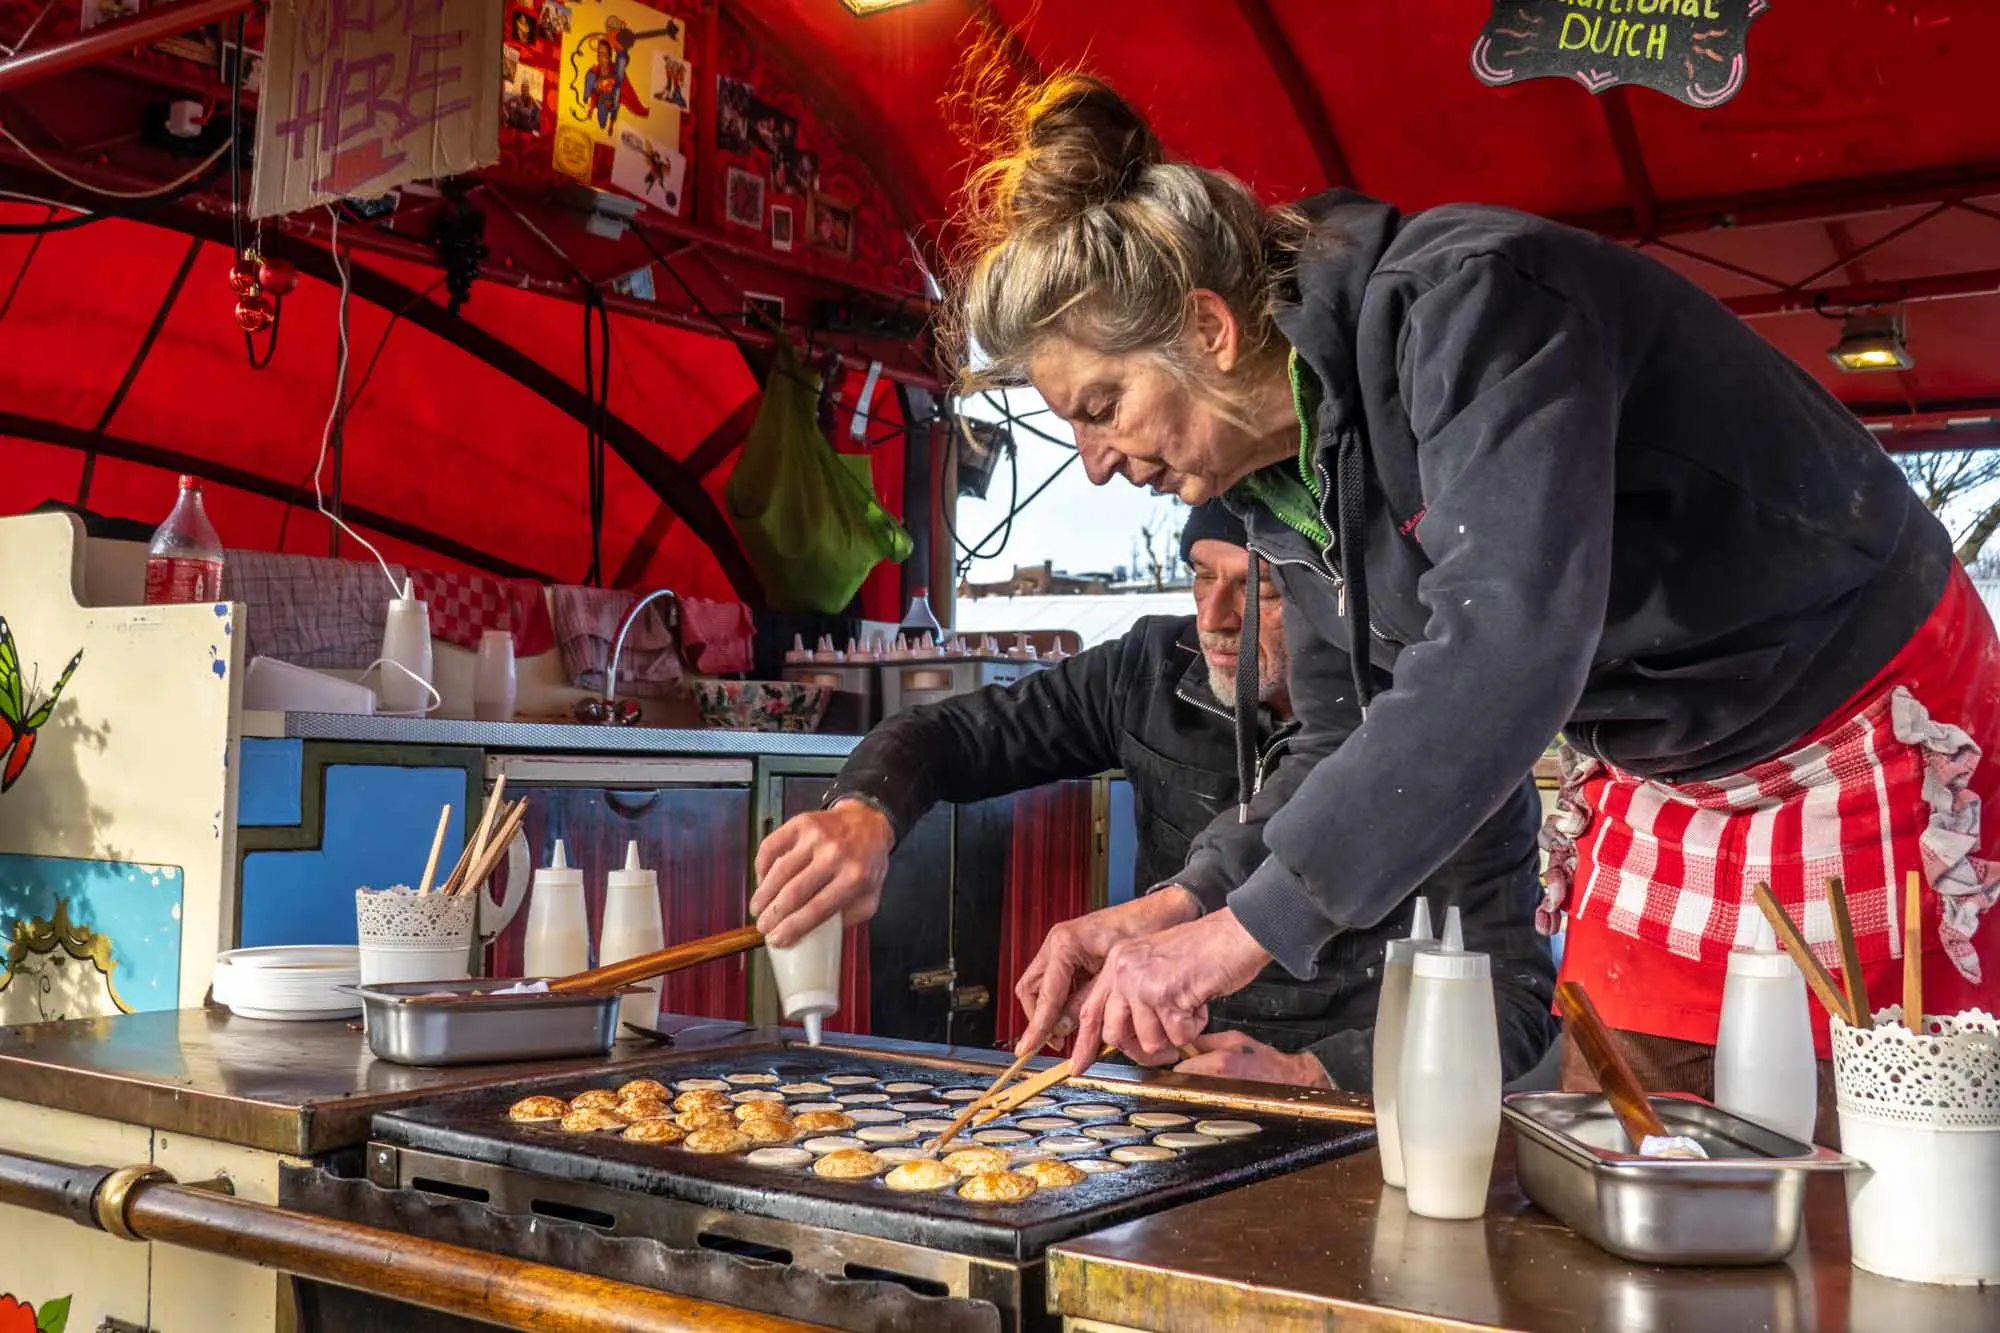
<box><xmin>559</xmin><ymin>0</ymin><xmax>685</xmax><ymax>153</ymax></box>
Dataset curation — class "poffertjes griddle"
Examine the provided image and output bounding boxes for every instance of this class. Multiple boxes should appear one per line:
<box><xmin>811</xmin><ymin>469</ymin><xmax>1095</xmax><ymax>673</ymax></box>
<box><xmin>370</xmin><ymin>1042</ymin><xmax>1373</xmax><ymax>1262</ymax></box>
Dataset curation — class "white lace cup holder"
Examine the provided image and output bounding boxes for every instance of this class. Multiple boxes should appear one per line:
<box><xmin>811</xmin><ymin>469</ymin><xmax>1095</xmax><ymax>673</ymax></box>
<box><xmin>1831</xmin><ymin>1007</ymin><xmax>2000</xmax><ymax>1127</ymax></box>
<box><xmin>353</xmin><ymin>886</ymin><xmax>477</xmax><ymax>950</ymax></box>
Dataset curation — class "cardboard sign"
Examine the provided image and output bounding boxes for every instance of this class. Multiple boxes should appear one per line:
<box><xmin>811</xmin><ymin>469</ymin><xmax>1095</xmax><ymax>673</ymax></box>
<box><xmin>252</xmin><ymin>0</ymin><xmax>502</xmax><ymax>218</ymax></box>
<box><xmin>1471</xmin><ymin>0</ymin><xmax>1769</xmax><ymax>108</ymax></box>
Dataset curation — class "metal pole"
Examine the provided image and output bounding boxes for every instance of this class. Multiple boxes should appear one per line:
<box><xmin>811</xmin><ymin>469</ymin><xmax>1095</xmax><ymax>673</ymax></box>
<box><xmin>0</xmin><ymin>0</ymin><xmax>253</xmax><ymax>95</ymax></box>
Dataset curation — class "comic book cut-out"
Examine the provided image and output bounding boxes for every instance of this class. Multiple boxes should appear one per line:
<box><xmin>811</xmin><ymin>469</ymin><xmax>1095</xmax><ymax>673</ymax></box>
<box><xmin>0</xmin><ymin>617</ymin><xmax>83</xmax><ymax>793</ymax></box>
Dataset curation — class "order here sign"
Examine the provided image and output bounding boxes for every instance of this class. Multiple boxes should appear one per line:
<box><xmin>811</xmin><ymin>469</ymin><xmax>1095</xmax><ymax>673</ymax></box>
<box><xmin>252</xmin><ymin>0</ymin><xmax>502</xmax><ymax>218</ymax></box>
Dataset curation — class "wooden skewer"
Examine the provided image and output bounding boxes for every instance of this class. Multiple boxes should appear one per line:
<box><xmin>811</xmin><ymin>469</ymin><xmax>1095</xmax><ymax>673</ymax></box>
<box><xmin>455</xmin><ymin>799</ymin><xmax>528</xmax><ymax>897</ymax></box>
<box><xmin>1753</xmin><ymin>883</ymin><xmax>1857</xmax><ymax>1028</ymax></box>
<box><xmin>1824</xmin><ymin>876</ymin><xmax>1873</xmax><ymax>1030</ymax></box>
<box><xmin>416</xmin><ymin>805</ymin><xmax>452</xmax><ymax>896</ymax></box>
<box><xmin>964</xmin><ymin>1042</ymin><xmax>1208</xmax><ymax>1129</ymax></box>
<box><xmin>1555</xmin><ymin>980</ymin><xmax>1670</xmax><ymax>1150</ymax></box>
<box><xmin>1903</xmin><ymin>869</ymin><xmax>1924</xmax><ymax>1032</ymax></box>
<box><xmin>444</xmin><ymin>775</ymin><xmax>507</xmax><ymax>896</ymax></box>
<box><xmin>932</xmin><ymin>1046</ymin><xmax>1042</xmax><ymax>1152</ymax></box>
<box><xmin>545</xmin><ymin>924</ymin><xmax>765</xmax><ymax>993</ymax></box>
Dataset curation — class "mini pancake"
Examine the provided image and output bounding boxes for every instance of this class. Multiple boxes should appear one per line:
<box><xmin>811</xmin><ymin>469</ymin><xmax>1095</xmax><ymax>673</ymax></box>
<box><xmin>786</xmin><ymin>1101</ymin><xmax>843</xmax><ymax>1115</ymax></box>
<box><xmin>972</xmin><ymin>1129</ymin><xmax>1032</xmax><ymax>1145</ymax></box>
<box><xmin>1071</xmin><ymin>1157</ymin><xmax>1126</xmax><ymax>1175</ymax></box>
<box><xmin>779</xmin><ymin>1081</ymin><xmax>833</xmax><ymax>1096</ymax></box>
<box><xmin>568</xmin><ymin>1089</ymin><xmax>621</xmax><ymax>1111</ymax></box>
<box><xmin>939</xmin><ymin>1088</ymin><xmax>984</xmax><ymax>1102</ymax></box>
<box><xmin>792</xmin><ymin>1110</ymin><xmax>857</xmax><ymax>1133</ymax></box>
<box><xmin>1016</xmin><ymin>1116</ymin><xmax>1073</xmax><ymax>1131</ymax></box>
<box><xmin>622</xmin><ymin>1118</ymin><xmax>687</xmax><ymax>1144</ymax></box>
<box><xmin>941</xmin><ymin>1146</ymin><xmax>1010</xmax><ymax>1177</ymax></box>
<box><xmin>907</xmin><ymin>1118</ymin><xmax>956</xmax><ymax>1134</ymax></box>
<box><xmin>892</xmin><ymin>1101</ymin><xmax>950</xmax><ymax>1114</ymax></box>
<box><xmin>882</xmin><ymin>1081</ymin><xmax>934</xmax><ymax>1094</ymax></box>
<box><xmin>1129</xmin><ymin>1112</ymin><xmax>1192</xmax><ymax>1130</ymax></box>
<box><xmin>739</xmin><ymin>1117</ymin><xmax>798</xmax><ymax>1145</ymax></box>
<box><xmin>857</xmin><ymin>1124</ymin><xmax>918</xmax><ymax>1145</ymax></box>
<box><xmin>1040</xmin><ymin>1135</ymin><xmax>1100</xmax><ymax>1154</ymax></box>
<box><xmin>613</xmin><ymin>1099</ymin><xmax>670</xmax><ymax>1123</ymax></box>
<box><xmin>845</xmin><ymin>1108</ymin><xmax>904</xmax><ymax>1125</ymax></box>
<box><xmin>676</xmin><ymin>1107</ymin><xmax>737</xmax><ymax>1133</ymax></box>
<box><xmin>684</xmin><ymin>1125</ymin><xmax>752</xmax><ymax>1154</ymax></box>
<box><xmin>874</xmin><ymin>1146</ymin><xmax>938</xmax><ymax>1164</ymax></box>
<box><xmin>825</xmin><ymin>1074</ymin><xmax>878</xmax><ymax>1086</ymax></box>
<box><xmin>507</xmin><ymin>1095</ymin><xmax>567</xmax><ymax>1122</ymax></box>
<box><xmin>1154</xmin><ymin>1131</ymin><xmax>1224</xmax><ymax>1150</ymax></box>
<box><xmin>813</xmin><ymin>1148</ymin><xmax>887</xmax><ymax>1180</ymax></box>
<box><xmin>745</xmin><ymin>1147</ymin><xmax>813</xmax><ymax>1169</ymax></box>
<box><xmin>1109</xmin><ymin>1144</ymin><xmax>1176</xmax><ymax>1164</ymax></box>
<box><xmin>730</xmin><ymin>1089</ymin><xmax>786</xmax><ymax>1104</ymax></box>
<box><xmin>673</xmin><ymin>1089</ymin><xmax>731</xmax><ymax>1114</ymax></box>
<box><xmin>1016</xmin><ymin>1096</ymin><xmax>1056</xmax><ymax>1110</ymax></box>
<box><xmin>801</xmin><ymin>1134</ymin><xmax>866</xmax><ymax>1155</ymax></box>
<box><xmin>1061</xmin><ymin>1103</ymin><xmax>1120</xmax><ymax>1120</ymax></box>
<box><xmin>675</xmin><ymin>1078</ymin><xmax>730</xmax><ymax>1092</ymax></box>
<box><xmin>1194</xmin><ymin>1119</ymin><xmax>1261</xmax><ymax>1138</ymax></box>
<box><xmin>735</xmin><ymin>1101</ymin><xmax>793</xmax><ymax>1122</ymax></box>
<box><xmin>957</xmin><ymin>1170</ymin><xmax>1037</xmax><ymax>1204</ymax></box>
<box><xmin>1083</xmin><ymin>1124</ymin><xmax>1146</xmax><ymax>1142</ymax></box>
<box><xmin>1018</xmin><ymin>1158</ymin><xmax>1086</xmax><ymax>1190</ymax></box>
<box><xmin>833</xmin><ymin>1092</ymin><xmax>890</xmax><ymax>1105</ymax></box>
<box><xmin>883</xmin><ymin>1159</ymin><xmax>958</xmax><ymax>1192</ymax></box>
<box><xmin>559</xmin><ymin>1107</ymin><xmax>626</xmax><ymax>1133</ymax></box>
<box><xmin>726</xmin><ymin>1072</ymin><xmax>779</xmax><ymax>1085</ymax></box>
<box><xmin>616</xmin><ymin>1078</ymin><xmax>669</xmax><ymax>1101</ymax></box>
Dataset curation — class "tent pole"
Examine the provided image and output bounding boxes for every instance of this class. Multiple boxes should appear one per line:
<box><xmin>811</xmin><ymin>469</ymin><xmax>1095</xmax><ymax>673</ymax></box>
<box><xmin>0</xmin><ymin>0</ymin><xmax>252</xmax><ymax>95</ymax></box>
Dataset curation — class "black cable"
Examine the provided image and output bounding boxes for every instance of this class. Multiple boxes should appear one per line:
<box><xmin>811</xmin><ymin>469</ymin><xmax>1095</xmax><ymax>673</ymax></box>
<box><xmin>580</xmin><ymin>284</ymin><xmax>612</xmax><ymax>586</ymax></box>
<box><xmin>229</xmin><ymin>13</ymin><xmax>245</xmax><ymax>258</ymax></box>
<box><xmin>1235</xmin><ymin>553</ymin><xmax>1261</xmax><ymax>820</ymax></box>
<box><xmin>0</xmin><ymin>210</ymin><xmax>50</xmax><ymax>326</ymax></box>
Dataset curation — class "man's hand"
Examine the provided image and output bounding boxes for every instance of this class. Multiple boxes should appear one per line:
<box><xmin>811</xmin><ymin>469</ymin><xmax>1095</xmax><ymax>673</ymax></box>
<box><xmin>1173</xmin><ymin>1031</ymin><xmax>1333</xmax><ymax>1089</ymax></box>
<box><xmin>1069</xmin><ymin>908</ymin><xmax>1270</xmax><ymax>1071</ymax></box>
<box><xmin>1012</xmin><ymin>888</ymin><xmax>1203</xmax><ymax>1056</ymax></box>
<box><xmin>750</xmin><ymin>799</ymin><xmax>896</xmax><ymax>948</ymax></box>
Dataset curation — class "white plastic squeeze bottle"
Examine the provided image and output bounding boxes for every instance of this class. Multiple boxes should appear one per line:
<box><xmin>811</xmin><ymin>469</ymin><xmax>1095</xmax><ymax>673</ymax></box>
<box><xmin>1397</xmin><ymin>906</ymin><xmax>1503</xmax><ymax>1220</ymax></box>
<box><xmin>1372</xmin><ymin>896</ymin><xmax>1434</xmax><ymax>1188</ymax></box>
<box><xmin>599</xmin><ymin>842</ymin><xmax>665</xmax><ymax>1031</ymax></box>
<box><xmin>1714</xmin><ymin>913</ymin><xmax>1819</xmax><ymax>1142</ymax></box>
<box><xmin>522</xmin><ymin>839</ymin><xmax>589</xmax><ymax>977</ymax></box>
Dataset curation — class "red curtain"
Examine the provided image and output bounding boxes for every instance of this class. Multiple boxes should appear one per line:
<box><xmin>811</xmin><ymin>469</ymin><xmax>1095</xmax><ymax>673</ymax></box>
<box><xmin>995</xmin><ymin>782</ymin><xmax>1096</xmax><ymax>1047</ymax></box>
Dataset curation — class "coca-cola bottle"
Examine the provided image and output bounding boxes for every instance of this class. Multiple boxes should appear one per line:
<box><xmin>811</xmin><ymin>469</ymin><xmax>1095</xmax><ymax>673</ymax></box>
<box><xmin>899</xmin><ymin>584</ymin><xmax>946</xmax><ymax>643</ymax></box>
<box><xmin>145</xmin><ymin>474</ymin><xmax>226</xmax><ymax>604</ymax></box>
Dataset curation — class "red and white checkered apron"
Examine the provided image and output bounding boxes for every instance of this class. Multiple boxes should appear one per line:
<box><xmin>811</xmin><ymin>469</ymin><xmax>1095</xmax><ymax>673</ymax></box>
<box><xmin>1543</xmin><ymin>566</ymin><xmax>2000</xmax><ymax>1051</ymax></box>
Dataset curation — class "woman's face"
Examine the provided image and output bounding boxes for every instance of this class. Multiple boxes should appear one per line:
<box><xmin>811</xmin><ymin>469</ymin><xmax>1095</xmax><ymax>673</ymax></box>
<box><xmin>1029</xmin><ymin>333</ymin><xmax>1263</xmax><ymax>505</ymax></box>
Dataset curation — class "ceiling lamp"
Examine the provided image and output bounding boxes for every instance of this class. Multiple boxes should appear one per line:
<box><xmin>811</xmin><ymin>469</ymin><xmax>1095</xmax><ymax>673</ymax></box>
<box><xmin>839</xmin><ymin>0</ymin><xmax>926</xmax><ymax>13</ymax></box>
<box><xmin>1828</xmin><ymin>312</ymin><xmax>1914</xmax><ymax>373</ymax></box>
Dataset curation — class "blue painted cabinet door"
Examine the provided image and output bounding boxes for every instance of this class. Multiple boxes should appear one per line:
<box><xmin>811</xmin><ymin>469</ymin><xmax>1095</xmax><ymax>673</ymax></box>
<box><xmin>239</xmin><ymin>759</ymin><xmax>468</xmax><ymax>947</ymax></box>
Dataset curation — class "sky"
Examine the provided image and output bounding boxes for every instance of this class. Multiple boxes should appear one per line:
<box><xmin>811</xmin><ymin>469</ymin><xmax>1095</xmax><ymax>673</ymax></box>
<box><xmin>951</xmin><ymin>388</ymin><xmax>1187</xmax><ymax>584</ymax></box>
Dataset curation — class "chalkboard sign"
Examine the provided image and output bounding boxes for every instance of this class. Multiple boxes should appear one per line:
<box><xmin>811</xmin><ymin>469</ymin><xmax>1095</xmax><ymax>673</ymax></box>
<box><xmin>1471</xmin><ymin>0</ymin><xmax>1769</xmax><ymax>108</ymax></box>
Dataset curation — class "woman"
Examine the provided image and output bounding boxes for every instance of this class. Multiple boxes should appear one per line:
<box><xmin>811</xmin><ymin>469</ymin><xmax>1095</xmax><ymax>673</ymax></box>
<box><xmin>960</xmin><ymin>75</ymin><xmax>2000</xmax><ymax>1118</ymax></box>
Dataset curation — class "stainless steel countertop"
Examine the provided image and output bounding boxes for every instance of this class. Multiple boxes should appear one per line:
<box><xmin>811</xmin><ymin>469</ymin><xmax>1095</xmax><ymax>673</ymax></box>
<box><xmin>259</xmin><ymin>711</ymin><xmax>861</xmax><ymax>757</ymax></box>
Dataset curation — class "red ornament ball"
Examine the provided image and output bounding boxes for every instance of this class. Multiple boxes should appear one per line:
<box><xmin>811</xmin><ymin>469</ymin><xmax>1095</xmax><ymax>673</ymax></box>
<box><xmin>256</xmin><ymin>258</ymin><xmax>298</xmax><ymax>296</ymax></box>
<box><xmin>228</xmin><ymin>256</ymin><xmax>262</xmax><ymax>295</ymax></box>
<box><xmin>234</xmin><ymin>291</ymin><xmax>275</xmax><ymax>332</ymax></box>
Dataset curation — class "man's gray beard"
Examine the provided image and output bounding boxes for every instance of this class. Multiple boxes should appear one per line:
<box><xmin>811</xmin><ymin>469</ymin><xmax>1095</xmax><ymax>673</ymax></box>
<box><xmin>1208</xmin><ymin>665</ymin><xmax>1278</xmax><ymax>711</ymax></box>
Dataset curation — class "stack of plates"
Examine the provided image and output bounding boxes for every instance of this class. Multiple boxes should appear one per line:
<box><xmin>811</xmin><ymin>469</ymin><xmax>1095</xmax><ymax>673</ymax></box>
<box><xmin>213</xmin><ymin>946</ymin><xmax>362</xmax><ymax>1021</ymax></box>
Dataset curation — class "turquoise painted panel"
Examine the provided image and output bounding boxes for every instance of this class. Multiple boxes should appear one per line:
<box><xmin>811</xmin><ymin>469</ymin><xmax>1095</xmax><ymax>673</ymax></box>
<box><xmin>239</xmin><ymin>765</ymin><xmax>467</xmax><ymax>947</ymax></box>
<box><xmin>1105</xmin><ymin>778</ymin><xmax>1137</xmax><ymax>905</ymax></box>
<box><xmin>0</xmin><ymin>852</ymin><xmax>184</xmax><ymax>1017</ymax></box>
<box><xmin>239</xmin><ymin>738</ymin><xmax>305</xmax><ymax>827</ymax></box>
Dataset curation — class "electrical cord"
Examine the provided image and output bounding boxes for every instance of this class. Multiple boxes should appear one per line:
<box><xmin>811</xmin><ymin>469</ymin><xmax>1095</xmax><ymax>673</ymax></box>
<box><xmin>0</xmin><ymin>125</ymin><xmax>232</xmax><ymax>199</ymax></box>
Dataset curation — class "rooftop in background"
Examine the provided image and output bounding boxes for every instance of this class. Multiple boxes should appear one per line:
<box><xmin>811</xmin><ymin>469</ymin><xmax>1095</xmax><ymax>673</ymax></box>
<box><xmin>953</xmin><ymin>593</ymin><xmax>1192</xmax><ymax>651</ymax></box>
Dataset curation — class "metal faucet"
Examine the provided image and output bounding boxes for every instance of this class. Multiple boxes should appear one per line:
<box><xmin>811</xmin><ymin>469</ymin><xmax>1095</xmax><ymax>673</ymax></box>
<box><xmin>604</xmin><ymin>588</ymin><xmax>680</xmax><ymax>706</ymax></box>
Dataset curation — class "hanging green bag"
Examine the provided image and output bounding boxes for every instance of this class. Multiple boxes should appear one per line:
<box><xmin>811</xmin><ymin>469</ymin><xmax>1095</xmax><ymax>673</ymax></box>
<box><xmin>726</xmin><ymin>343</ymin><xmax>912</xmax><ymax>613</ymax></box>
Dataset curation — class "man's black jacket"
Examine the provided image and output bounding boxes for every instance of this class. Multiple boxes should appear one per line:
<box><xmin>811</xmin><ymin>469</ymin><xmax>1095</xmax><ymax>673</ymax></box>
<box><xmin>828</xmin><ymin>614</ymin><xmax>1556</xmax><ymax>1088</ymax></box>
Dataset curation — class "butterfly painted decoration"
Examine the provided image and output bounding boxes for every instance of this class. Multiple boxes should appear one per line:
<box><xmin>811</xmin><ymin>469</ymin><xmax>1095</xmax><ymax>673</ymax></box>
<box><xmin>0</xmin><ymin>617</ymin><xmax>84</xmax><ymax>794</ymax></box>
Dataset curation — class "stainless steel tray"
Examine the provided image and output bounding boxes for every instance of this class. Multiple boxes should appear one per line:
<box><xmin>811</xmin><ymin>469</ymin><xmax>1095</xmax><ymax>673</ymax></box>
<box><xmin>354</xmin><ymin>979</ymin><xmax>621</xmax><ymax>1066</ymax></box>
<box><xmin>1503</xmin><ymin>1092</ymin><xmax>1856</xmax><ymax>1266</ymax></box>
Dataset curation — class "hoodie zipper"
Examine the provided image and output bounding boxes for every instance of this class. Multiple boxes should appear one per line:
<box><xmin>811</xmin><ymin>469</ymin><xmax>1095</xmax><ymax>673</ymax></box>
<box><xmin>1174</xmin><ymin>673</ymin><xmax>1295</xmax><ymax>796</ymax></box>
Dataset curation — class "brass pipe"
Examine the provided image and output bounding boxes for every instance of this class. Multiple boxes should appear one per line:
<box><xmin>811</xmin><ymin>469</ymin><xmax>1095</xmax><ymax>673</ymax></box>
<box><xmin>0</xmin><ymin>1147</ymin><xmax>834</xmax><ymax>1333</ymax></box>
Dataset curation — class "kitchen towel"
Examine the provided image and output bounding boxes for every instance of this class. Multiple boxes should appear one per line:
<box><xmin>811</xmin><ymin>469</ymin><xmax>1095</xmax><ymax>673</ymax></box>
<box><xmin>678</xmin><ymin>596</ymin><xmax>754</xmax><ymax>675</ymax></box>
<box><xmin>408</xmin><ymin>567</ymin><xmax>557</xmax><ymax>657</ymax></box>
<box><xmin>223</xmin><ymin>550</ymin><xmax>406</xmax><ymax>669</ymax></box>
<box><xmin>551</xmin><ymin>586</ymin><xmax>682</xmax><ymax>696</ymax></box>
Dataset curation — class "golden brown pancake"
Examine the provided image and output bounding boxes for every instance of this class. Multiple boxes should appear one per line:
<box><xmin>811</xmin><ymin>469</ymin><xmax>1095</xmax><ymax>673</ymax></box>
<box><xmin>941</xmin><ymin>1146</ymin><xmax>1010</xmax><ymax>1177</ymax></box>
<box><xmin>812</xmin><ymin>1148</ymin><xmax>887</xmax><ymax>1179</ymax></box>
<box><xmin>674</xmin><ymin>1088</ymin><xmax>731</xmax><ymax>1114</ymax></box>
<box><xmin>676</xmin><ymin>1107</ymin><xmax>737</xmax><ymax>1134</ymax></box>
<box><xmin>1018</xmin><ymin>1159</ymin><xmax>1086</xmax><ymax>1190</ymax></box>
<box><xmin>559</xmin><ymin>1107</ymin><xmax>626</xmax><ymax>1133</ymax></box>
<box><xmin>508</xmin><ymin>1095</ymin><xmax>568</xmax><ymax>1122</ymax></box>
<box><xmin>957</xmin><ymin>1170</ymin><xmax>1037</xmax><ymax>1203</ymax></box>
<box><xmin>683</xmin><ymin>1125</ymin><xmax>751</xmax><ymax>1154</ymax></box>
<box><xmin>883</xmin><ymin>1159</ymin><xmax>958</xmax><ymax>1192</ymax></box>
<box><xmin>616</xmin><ymin>1098</ymin><xmax>671</xmax><ymax>1123</ymax></box>
<box><xmin>617</xmin><ymin>1078</ymin><xmax>669</xmax><ymax>1101</ymax></box>
<box><xmin>791</xmin><ymin>1110</ymin><xmax>857</xmax><ymax>1134</ymax></box>
<box><xmin>622</xmin><ymin>1117</ymin><xmax>688</xmax><ymax>1144</ymax></box>
<box><xmin>568</xmin><ymin>1088</ymin><xmax>620</xmax><ymax>1111</ymax></box>
<box><xmin>735</xmin><ymin>1101</ymin><xmax>793</xmax><ymax>1122</ymax></box>
<box><xmin>739</xmin><ymin>1116</ymin><xmax>798</xmax><ymax>1145</ymax></box>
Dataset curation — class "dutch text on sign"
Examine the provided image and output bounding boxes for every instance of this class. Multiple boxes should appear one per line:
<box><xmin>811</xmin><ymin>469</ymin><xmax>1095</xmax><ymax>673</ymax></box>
<box><xmin>1556</xmin><ymin>0</ymin><xmax>1725</xmax><ymax>63</ymax></box>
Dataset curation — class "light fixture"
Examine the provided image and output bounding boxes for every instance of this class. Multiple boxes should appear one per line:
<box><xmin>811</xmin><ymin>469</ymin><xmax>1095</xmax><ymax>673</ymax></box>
<box><xmin>1828</xmin><ymin>311</ymin><xmax>1914</xmax><ymax>373</ymax></box>
<box><xmin>839</xmin><ymin>0</ymin><xmax>926</xmax><ymax>14</ymax></box>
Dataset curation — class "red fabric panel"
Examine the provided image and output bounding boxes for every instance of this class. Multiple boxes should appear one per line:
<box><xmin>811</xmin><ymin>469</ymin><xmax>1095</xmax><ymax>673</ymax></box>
<box><xmin>995</xmin><ymin>782</ymin><xmax>1096</xmax><ymax>1048</ymax></box>
<box><xmin>839</xmin><ymin>923</ymin><xmax>872</xmax><ymax>1037</ymax></box>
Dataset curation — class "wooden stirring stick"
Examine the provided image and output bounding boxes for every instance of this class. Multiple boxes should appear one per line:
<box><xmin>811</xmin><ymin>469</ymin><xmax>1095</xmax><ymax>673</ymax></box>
<box><xmin>1753</xmin><ymin>882</ymin><xmax>1857</xmax><ymax>1027</ymax></box>
<box><xmin>454</xmin><ymin>799</ymin><xmax>528</xmax><ymax>897</ymax></box>
<box><xmin>933</xmin><ymin>1046</ymin><xmax>1043</xmax><ymax>1151</ymax></box>
<box><xmin>1555</xmin><ymin>980</ymin><xmax>1672</xmax><ymax>1151</ymax></box>
<box><xmin>444</xmin><ymin>775</ymin><xmax>507</xmax><ymax>896</ymax></box>
<box><xmin>546</xmin><ymin>924</ymin><xmax>765</xmax><ymax>993</ymax></box>
<box><xmin>416</xmin><ymin>805</ymin><xmax>452</xmax><ymax>896</ymax></box>
<box><xmin>1824</xmin><ymin>876</ymin><xmax>1873</xmax><ymax>1029</ymax></box>
<box><xmin>1903</xmin><ymin>870</ymin><xmax>1924</xmax><ymax>1032</ymax></box>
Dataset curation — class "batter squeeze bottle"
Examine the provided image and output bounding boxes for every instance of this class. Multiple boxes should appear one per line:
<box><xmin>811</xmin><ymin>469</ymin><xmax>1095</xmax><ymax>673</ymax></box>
<box><xmin>1372</xmin><ymin>895</ymin><xmax>1434</xmax><ymax>1188</ymax></box>
<box><xmin>599</xmin><ymin>843</ymin><xmax>665</xmax><ymax>1031</ymax></box>
<box><xmin>1396</xmin><ymin>906</ymin><xmax>1502</xmax><ymax>1220</ymax></box>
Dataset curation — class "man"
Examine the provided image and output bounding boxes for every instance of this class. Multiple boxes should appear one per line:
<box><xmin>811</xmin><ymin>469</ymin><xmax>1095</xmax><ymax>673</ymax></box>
<box><xmin>753</xmin><ymin>505</ymin><xmax>1557</xmax><ymax>1089</ymax></box>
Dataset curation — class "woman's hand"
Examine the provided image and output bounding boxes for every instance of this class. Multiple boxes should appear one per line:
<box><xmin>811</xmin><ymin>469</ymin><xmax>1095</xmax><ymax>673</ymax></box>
<box><xmin>750</xmin><ymin>799</ymin><xmax>896</xmax><ymax>947</ymax></box>
<box><xmin>1173</xmin><ymin>1031</ymin><xmax>1332</xmax><ymax>1089</ymax></box>
<box><xmin>1012</xmin><ymin>888</ymin><xmax>1203</xmax><ymax>1055</ymax></box>
<box><xmin>1068</xmin><ymin>908</ymin><xmax>1271</xmax><ymax>1071</ymax></box>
